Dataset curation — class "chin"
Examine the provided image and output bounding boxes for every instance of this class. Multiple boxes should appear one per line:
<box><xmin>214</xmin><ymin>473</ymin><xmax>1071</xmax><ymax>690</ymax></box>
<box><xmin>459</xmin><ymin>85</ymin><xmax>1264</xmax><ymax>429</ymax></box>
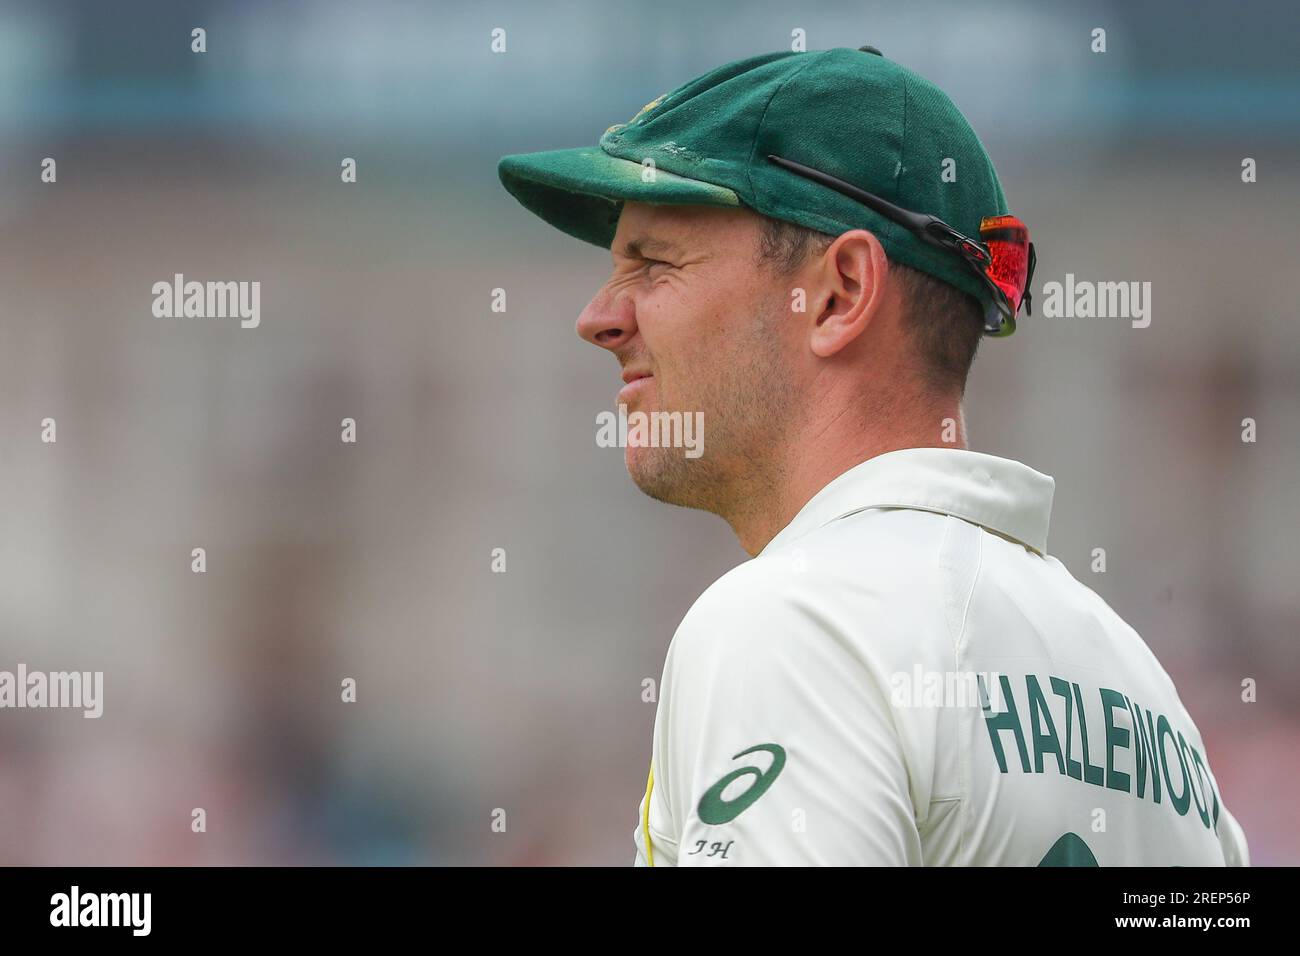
<box><xmin>624</xmin><ymin>445</ymin><xmax>698</xmax><ymax>509</ymax></box>
<box><xmin>624</xmin><ymin>443</ymin><xmax>658</xmax><ymax>488</ymax></box>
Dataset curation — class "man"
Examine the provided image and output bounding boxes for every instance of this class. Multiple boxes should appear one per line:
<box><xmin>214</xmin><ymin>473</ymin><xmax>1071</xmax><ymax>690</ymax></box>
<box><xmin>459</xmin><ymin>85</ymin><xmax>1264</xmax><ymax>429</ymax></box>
<box><xmin>498</xmin><ymin>47</ymin><xmax>1249</xmax><ymax>866</ymax></box>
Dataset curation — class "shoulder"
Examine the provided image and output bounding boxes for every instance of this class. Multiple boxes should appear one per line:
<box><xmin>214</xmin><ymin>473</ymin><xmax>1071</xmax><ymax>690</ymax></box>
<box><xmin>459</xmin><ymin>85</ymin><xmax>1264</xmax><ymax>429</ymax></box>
<box><xmin>699</xmin><ymin>507</ymin><xmax>963</xmax><ymax>620</ymax></box>
<box><xmin>696</xmin><ymin>506</ymin><xmax>952</xmax><ymax>607</ymax></box>
<box><xmin>667</xmin><ymin>510</ymin><xmax>956</xmax><ymax>678</ymax></box>
<box><xmin>675</xmin><ymin>553</ymin><xmax>811</xmax><ymax>634</ymax></box>
<box><xmin>664</xmin><ymin>557</ymin><xmax>819</xmax><ymax>682</ymax></box>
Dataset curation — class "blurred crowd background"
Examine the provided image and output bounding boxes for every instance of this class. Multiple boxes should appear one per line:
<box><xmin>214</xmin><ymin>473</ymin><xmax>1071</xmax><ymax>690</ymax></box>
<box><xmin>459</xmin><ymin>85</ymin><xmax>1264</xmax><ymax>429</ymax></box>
<box><xmin>0</xmin><ymin>0</ymin><xmax>1296</xmax><ymax>864</ymax></box>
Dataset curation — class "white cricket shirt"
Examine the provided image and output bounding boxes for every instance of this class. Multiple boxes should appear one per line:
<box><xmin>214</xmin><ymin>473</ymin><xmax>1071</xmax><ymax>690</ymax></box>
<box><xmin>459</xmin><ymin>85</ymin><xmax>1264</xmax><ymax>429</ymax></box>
<box><xmin>633</xmin><ymin>447</ymin><xmax>1249</xmax><ymax>866</ymax></box>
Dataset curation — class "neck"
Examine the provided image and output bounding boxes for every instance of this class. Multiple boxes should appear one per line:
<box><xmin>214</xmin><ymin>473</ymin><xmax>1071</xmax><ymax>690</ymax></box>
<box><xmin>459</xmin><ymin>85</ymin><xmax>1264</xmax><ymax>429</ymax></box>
<box><xmin>723</xmin><ymin>394</ymin><xmax>967</xmax><ymax>556</ymax></box>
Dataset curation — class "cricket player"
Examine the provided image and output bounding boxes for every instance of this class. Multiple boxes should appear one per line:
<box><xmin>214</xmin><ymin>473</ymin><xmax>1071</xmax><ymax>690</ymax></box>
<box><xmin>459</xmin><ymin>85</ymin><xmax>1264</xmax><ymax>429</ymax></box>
<box><xmin>498</xmin><ymin>47</ymin><xmax>1250</xmax><ymax>866</ymax></box>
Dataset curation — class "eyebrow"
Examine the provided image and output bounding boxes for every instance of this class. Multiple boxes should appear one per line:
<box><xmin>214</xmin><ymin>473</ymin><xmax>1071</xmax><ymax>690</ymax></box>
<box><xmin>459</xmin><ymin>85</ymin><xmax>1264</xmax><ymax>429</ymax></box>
<box><xmin>619</xmin><ymin>236</ymin><xmax>685</xmax><ymax>259</ymax></box>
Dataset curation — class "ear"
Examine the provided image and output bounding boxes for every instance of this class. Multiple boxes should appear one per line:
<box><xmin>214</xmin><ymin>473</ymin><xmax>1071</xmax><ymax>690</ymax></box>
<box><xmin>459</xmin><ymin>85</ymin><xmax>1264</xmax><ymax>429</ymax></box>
<box><xmin>807</xmin><ymin>229</ymin><xmax>891</xmax><ymax>359</ymax></box>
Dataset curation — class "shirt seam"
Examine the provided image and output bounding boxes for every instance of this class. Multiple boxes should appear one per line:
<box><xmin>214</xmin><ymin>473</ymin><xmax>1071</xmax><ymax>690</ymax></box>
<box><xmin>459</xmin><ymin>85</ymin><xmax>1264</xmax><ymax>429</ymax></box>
<box><xmin>954</xmin><ymin>526</ymin><xmax>984</xmax><ymax>863</ymax></box>
<box><xmin>815</xmin><ymin>502</ymin><xmax>1043</xmax><ymax>555</ymax></box>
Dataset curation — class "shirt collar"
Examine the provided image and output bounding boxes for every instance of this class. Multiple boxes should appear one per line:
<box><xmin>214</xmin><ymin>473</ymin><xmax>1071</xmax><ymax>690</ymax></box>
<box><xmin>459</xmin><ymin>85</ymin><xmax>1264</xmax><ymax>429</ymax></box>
<box><xmin>760</xmin><ymin>447</ymin><xmax>1056</xmax><ymax>556</ymax></box>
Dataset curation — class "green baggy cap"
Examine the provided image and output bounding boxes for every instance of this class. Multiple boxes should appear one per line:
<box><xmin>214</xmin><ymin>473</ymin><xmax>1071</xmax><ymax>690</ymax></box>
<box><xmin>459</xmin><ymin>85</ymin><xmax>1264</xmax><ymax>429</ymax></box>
<box><xmin>498</xmin><ymin>47</ymin><xmax>1009</xmax><ymax>310</ymax></box>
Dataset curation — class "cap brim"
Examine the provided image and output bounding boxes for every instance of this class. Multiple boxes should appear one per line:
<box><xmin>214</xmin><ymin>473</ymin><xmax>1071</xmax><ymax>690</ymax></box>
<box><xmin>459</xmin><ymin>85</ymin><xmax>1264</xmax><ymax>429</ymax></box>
<box><xmin>498</xmin><ymin>147</ymin><xmax>742</xmax><ymax>248</ymax></box>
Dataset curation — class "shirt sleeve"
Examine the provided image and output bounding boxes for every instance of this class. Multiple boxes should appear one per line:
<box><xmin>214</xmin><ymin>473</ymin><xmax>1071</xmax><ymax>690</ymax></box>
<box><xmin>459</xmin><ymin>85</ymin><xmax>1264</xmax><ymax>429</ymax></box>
<box><xmin>656</xmin><ymin>563</ymin><xmax>922</xmax><ymax>866</ymax></box>
<box><xmin>1217</xmin><ymin>805</ymin><xmax>1250</xmax><ymax>866</ymax></box>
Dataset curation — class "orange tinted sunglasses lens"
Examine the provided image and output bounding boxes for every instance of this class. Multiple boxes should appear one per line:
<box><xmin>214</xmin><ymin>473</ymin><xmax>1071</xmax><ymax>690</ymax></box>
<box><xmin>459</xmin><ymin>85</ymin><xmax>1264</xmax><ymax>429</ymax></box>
<box><xmin>979</xmin><ymin>215</ymin><xmax>1032</xmax><ymax>314</ymax></box>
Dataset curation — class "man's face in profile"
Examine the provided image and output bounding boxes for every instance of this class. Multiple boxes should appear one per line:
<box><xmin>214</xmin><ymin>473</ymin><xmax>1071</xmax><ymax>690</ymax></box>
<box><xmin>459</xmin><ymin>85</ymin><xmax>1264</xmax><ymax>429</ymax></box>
<box><xmin>575</xmin><ymin>201</ymin><xmax>804</xmax><ymax>513</ymax></box>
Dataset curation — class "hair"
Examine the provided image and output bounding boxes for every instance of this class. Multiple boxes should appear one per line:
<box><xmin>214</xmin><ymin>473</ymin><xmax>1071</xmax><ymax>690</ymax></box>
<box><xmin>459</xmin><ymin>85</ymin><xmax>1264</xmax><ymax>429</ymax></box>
<box><xmin>755</xmin><ymin>215</ymin><xmax>984</xmax><ymax>395</ymax></box>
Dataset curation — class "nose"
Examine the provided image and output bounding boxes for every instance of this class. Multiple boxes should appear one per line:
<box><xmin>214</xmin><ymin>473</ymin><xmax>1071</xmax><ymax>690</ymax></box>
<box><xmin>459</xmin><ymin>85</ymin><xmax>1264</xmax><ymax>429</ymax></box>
<box><xmin>576</xmin><ymin>283</ymin><xmax>638</xmax><ymax>352</ymax></box>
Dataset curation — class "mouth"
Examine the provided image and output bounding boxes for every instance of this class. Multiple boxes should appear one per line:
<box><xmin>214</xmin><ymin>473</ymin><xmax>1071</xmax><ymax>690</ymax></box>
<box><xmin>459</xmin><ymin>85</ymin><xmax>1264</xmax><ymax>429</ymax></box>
<box><xmin>618</xmin><ymin>369</ymin><xmax>654</xmax><ymax>403</ymax></box>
